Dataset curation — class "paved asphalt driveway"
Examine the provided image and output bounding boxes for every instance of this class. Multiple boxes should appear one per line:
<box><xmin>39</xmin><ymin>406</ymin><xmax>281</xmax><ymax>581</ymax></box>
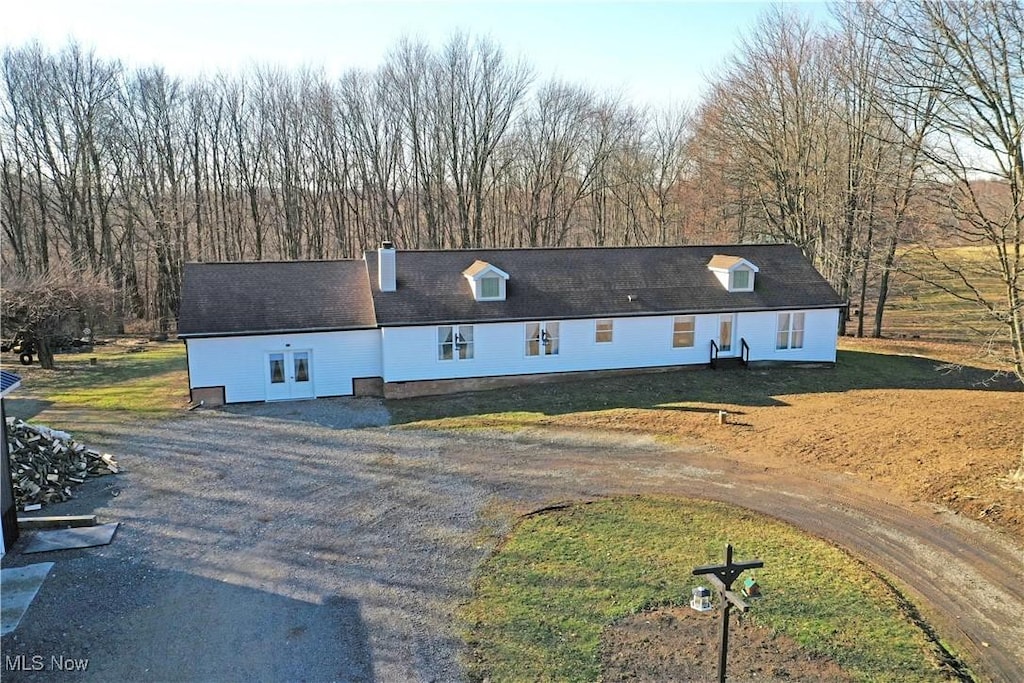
<box><xmin>1</xmin><ymin>398</ymin><xmax>1022</xmax><ymax>682</ymax></box>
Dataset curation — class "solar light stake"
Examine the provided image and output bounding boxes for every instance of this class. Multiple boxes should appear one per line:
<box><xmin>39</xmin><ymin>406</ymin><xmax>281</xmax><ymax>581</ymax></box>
<box><xmin>692</xmin><ymin>544</ymin><xmax>764</xmax><ymax>683</ymax></box>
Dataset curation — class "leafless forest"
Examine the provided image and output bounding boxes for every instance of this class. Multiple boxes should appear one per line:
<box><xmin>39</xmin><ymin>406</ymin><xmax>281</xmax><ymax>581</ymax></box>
<box><xmin>1</xmin><ymin>2</ymin><xmax>1021</xmax><ymax>376</ymax></box>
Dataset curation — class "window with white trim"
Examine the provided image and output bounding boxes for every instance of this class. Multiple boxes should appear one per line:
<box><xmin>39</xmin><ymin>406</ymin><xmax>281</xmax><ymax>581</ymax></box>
<box><xmin>438</xmin><ymin>325</ymin><xmax>474</xmax><ymax>360</ymax></box>
<box><xmin>525</xmin><ymin>321</ymin><xmax>560</xmax><ymax>356</ymax></box>
<box><xmin>732</xmin><ymin>269</ymin><xmax>751</xmax><ymax>290</ymax></box>
<box><xmin>776</xmin><ymin>312</ymin><xmax>805</xmax><ymax>350</ymax></box>
<box><xmin>480</xmin><ymin>276</ymin><xmax>501</xmax><ymax>299</ymax></box>
<box><xmin>595</xmin><ymin>319</ymin><xmax>613</xmax><ymax>344</ymax></box>
<box><xmin>672</xmin><ymin>316</ymin><xmax>695</xmax><ymax>348</ymax></box>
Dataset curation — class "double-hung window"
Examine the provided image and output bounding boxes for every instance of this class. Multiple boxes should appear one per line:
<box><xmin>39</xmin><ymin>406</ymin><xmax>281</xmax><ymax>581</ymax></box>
<box><xmin>438</xmin><ymin>325</ymin><xmax>474</xmax><ymax>361</ymax></box>
<box><xmin>776</xmin><ymin>312</ymin><xmax>805</xmax><ymax>350</ymax></box>
<box><xmin>672</xmin><ymin>316</ymin><xmax>695</xmax><ymax>348</ymax></box>
<box><xmin>526</xmin><ymin>321</ymin><xmax>560</xmax><ymax>356</ymax></box>
<box><xmin>595</xmin><ymin>319</ymin><xmax>613</xmax><ymax>344</ymax></box>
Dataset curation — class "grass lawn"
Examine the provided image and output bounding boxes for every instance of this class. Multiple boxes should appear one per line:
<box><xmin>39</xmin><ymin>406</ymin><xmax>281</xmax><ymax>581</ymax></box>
<box><xmin>2</xmin><ymin>340</ymin><xmax>189</xmax><ymax>424</ymax></box>
<box><xmin>463</xmin><ymin>497</ymin><xmax>956</xmax><ymax>683</ymax></box>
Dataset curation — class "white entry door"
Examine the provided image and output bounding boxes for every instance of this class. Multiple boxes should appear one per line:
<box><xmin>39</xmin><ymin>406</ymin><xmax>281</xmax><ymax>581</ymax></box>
<box><xmin>718</xmin><ymin>314</ymin><xmax>736</xmax><ymax>356</ymax></box>
<box><xmin>265</xmin><ymin>350</ymin><xmax>314</xmax><ymax>401</ymax></box>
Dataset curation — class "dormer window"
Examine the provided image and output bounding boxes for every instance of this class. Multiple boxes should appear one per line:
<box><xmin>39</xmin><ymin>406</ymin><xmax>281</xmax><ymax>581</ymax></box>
<box><xmin>707</xmin><ymin>255</ymin><xmax>758</xmax><ymax>292</ymax></box>
<box><xmin>480</xmin><ymin>276</ymin><xmax>500</xmax><ymax>299</ymax></box>
<box><xmin>732</xmin><ymin>269</ymin><xmax>751</xmax><ymax>290</ymax></box>
<box><xmin>463</xmin><ymin>260</ymin><xmax>510</xmax><ymax>301</ymax></box>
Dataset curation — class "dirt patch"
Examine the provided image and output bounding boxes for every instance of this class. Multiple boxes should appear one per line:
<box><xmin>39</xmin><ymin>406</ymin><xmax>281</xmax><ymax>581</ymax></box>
<box><xmin>544</xmin><ymin>341</ymin><xmax>1024</xmax><ymax>539</ymax></box>
<box><xmin>677</xmin><ymin>387</ymin><xmax>1024</xmax><ymax>536</ymax></box>
<box><xmin>601</xmin><ymin>606</ymin><xmax>854</xmax><ymax>682</ymax></box>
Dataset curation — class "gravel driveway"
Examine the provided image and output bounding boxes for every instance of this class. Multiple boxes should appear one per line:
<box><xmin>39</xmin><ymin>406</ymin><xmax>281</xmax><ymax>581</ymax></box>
<box><xmin>2</xmin><ymin>398</ymin><xmax>1022</xmax><ymax>682</ymax></box>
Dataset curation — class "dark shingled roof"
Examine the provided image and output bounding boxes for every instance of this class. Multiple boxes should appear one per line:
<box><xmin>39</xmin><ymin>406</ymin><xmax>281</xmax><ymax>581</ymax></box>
<box><xmin>178</xmin><ymin>260</ymin><xmax>377</xmax><ymax>337</ymax></box>
<box><xmin>178</xmin><ymin>244</ymin><xmax>844</xmax><ymax>336</ymax></box>
<box><xmin>367</xmin><ymin>244</ymin><xmax>844</xmax><ymax>326</ymax></box>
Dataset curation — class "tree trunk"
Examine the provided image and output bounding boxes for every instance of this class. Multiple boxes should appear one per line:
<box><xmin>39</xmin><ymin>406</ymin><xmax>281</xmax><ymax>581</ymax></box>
<box><xmin>873</xmin><ymin>231</ymin><xmax>898</xmax><ymax>338</ymax></box>
<box><xmin>35</xmin><ymin>335</ymin><xmax>54</xmax><ymax>369</ymax></box>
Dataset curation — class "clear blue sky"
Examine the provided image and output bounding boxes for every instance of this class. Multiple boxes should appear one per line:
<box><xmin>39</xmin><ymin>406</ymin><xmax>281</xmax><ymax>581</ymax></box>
<box><xmin>1</xmin><ymin>1</ymin><xmax>831</xmax><ymax>110</ymax></box>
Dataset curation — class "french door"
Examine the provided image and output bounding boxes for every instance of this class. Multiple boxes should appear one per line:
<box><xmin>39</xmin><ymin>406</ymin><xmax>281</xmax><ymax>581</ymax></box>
<box><xmin>265</xmin><ymin>350</ymin><xmax>314</xmax><ymax>401</ymax></box>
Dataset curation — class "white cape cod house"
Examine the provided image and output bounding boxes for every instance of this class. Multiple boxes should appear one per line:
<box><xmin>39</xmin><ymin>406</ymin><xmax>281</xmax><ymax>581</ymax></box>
<box><xmin>178</xmin><ymin>243</ymin><xmax>845</xmax><ymax>404</ymax></box>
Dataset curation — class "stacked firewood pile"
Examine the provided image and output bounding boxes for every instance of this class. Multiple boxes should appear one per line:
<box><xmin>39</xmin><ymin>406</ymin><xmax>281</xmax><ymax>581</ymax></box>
<box><xmin>5</xmin><ymin>418</ymin><xmax>119</xmax><ymax>508</ymax></box>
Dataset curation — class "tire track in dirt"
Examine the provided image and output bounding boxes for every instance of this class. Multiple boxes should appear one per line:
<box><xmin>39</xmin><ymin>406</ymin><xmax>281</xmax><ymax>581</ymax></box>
<box><xmin>704</xmin><ymin>475</ymin><xmax>1024</xmax><ymax>682</ymax></box>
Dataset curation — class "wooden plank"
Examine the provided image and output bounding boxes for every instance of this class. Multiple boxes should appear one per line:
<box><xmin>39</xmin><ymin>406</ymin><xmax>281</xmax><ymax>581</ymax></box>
<box><xmin>723</xmin><ymin>589</ymin><xmax>750</xmax><ymax>612</ymax></box>
<box><xmin>704</xmin><ymin>574</ymin><xmax>728</xmax><ymax>592</ymax></box>
<box><xmin>17</xmin><ymin>515</ymin><xmax>98</xmax><ymax>529</ymax></box>
<box><xmin>700</xmin><ymin>576</ymin><xmax>750</xmax><ymax>611</ymax></box>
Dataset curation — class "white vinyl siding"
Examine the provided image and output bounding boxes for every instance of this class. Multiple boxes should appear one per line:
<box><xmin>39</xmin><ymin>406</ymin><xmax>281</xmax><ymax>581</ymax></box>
<box><xmin>383</xmin><ymin>315</ymin><xmax>713</xmax><ymax>382</ymax></box>
<box><xmin>380</xmin><ymin>309</ymin><xmax>839</xmax><ymax>382</ymax></box>
<box><xmin>186</xmin><ymin>329</ymin><xmax>382</xmax><ymax>403</ymax></box>
<box><xmin>743</xmin><ymin>309</ymin><xmax>836</xmax><ymax>361</ymax></box>
<box><xmin>187</xmin><ymin>309</ymin><xmax>840</xmax><ymax>401</ymax></box>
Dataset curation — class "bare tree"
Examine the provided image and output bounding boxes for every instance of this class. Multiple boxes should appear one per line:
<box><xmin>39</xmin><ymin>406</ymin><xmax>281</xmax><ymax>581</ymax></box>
<box><xmin>1</xmin><ymin>42</ymin><xmax>121</xmax><ymax>276</ymax></box>
<box><xmin>0</xmin><ymin>50</ymin><xmax>35</xmax><ymax>273</ymax></box>
<box><xmin>436</xmin><ymin>34</ymin><xmax>531</xmax><ymax>248</ymax></box>
<box><xmin>633</xmin><ymin>106</ymin><xmax>692</xmax><ymax>245</ymax></box>
<box><xmin>697</xmin><ymin>9</ymin><xmax>836</xmax><ymax>263</ymax></box>
<box><xmin>511</xmin><ymin>81</ymin><xmax>595</xmax><ymax>246</ymax></box>
<box><xmin>0</xmin><ymin>33</ymin><xmax>746</xmax><ymax>331</ymax></box>
<box><xmin>117</xmin><ymin>66</ymin><xmax>189</xmax><ymax>330</ymax></box>
<box><xmin>867</xmin><ymin>0</ymin><xmax>1023</xmax><ymax>380</ymax></box>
